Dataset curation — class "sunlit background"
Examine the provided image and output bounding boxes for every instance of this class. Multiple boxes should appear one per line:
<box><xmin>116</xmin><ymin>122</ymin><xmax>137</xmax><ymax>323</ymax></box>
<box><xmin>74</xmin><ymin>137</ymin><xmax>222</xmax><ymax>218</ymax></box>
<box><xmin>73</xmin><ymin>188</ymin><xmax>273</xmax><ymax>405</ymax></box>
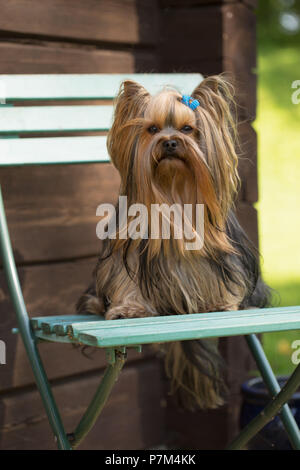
<box><xmin>256</xmin><ymin>0</ymin><xmax>300</xmax><ymax>374</ymax></box>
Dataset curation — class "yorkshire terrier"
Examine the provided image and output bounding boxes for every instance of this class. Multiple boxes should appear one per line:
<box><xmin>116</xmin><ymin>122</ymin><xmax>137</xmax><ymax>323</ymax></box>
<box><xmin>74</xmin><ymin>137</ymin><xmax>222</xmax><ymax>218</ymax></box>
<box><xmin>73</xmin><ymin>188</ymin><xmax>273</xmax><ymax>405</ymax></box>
<box><xmin>77</xmin><ymin>75</ymin><xmax>270</xmax><ymax>410</ymax></box>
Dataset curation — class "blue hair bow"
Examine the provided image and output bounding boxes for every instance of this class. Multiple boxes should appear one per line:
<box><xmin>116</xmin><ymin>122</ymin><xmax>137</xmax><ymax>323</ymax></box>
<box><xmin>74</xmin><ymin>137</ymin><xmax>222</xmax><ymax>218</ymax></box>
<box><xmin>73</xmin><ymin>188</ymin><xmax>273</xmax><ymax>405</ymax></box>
<box><xmin>181</xmin><ymin>95</ymin><xmax>200</xmax><ymax>111</ymax></box>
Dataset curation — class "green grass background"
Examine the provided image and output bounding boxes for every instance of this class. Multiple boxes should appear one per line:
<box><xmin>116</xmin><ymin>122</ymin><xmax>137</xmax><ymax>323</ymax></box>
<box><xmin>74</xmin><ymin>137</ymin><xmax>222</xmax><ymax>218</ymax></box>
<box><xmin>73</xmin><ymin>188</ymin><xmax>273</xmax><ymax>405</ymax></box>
<box><xmin>255</xmin><ymin>41</ymin><xmax>300</xmax><ymax>375</ymax></box>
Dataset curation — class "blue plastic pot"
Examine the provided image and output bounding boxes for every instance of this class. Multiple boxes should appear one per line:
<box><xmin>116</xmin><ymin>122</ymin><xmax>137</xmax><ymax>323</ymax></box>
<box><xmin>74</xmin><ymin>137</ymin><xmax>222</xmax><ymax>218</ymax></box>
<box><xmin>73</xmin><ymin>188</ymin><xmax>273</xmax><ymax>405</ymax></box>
<box><xmin>240</xmin><ymin>376</ymin><xmax>300</xmax><ymax>450</ymax></box>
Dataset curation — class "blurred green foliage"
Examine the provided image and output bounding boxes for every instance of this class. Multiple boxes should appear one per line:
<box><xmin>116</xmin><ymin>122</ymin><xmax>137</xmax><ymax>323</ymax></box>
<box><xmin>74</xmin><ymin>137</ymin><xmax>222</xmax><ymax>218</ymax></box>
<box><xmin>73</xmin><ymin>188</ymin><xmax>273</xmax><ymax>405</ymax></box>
<box><xmin>254</xmin><ymin>0</ymin><xmax>300</xmax><ymax>375</ymax></box>
<box><xmin>257</xmin><ymin>0</ymin><xmax>300</xmax><ymax>44</ymax></box>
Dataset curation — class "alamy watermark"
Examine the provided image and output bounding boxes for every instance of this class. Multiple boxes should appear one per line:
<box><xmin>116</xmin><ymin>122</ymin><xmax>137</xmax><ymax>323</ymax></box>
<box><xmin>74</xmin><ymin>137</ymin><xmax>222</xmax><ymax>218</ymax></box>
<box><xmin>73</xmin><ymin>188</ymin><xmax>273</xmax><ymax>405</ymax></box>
<box><xmin>0</xmin><ymin>80</ymin><xmax>6</xmax><ymax>105</ymax></box>
<box><xmin>291</xmin><ymin>339</ymin><xmax>300</xmax><ymax>365</ymax></box>
<box><xmin>96</xmin><ymin>196</ymin><xmax>204</xmax><ymax>250</ymax></box>
<box><xmin>291</xmin><ymin>80</ymin><xmax>300</xmax><ymax>104</ymax></box>
<box><xmin>0</xmin><ymin>340</ymin><xmax>6</xmax><ymax>365</ymax></box>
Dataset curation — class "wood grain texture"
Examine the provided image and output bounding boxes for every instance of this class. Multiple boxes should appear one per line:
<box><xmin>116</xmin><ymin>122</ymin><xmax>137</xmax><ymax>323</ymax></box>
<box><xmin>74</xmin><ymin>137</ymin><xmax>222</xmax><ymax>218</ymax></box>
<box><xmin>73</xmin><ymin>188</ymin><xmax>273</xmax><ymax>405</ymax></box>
<box><xmin>0</xmin><ymin>0</ymin><xmax>159</xmax><ymax>46</ymax></box>
<box><xmin>0</xmin><ymin>360</ymin><xmax>167</xmax><ymax>450</ymax></box>
<box><xmin>0</xmin><ymin>163</ymin><xmax>120</xmax><ymax>264</ymax></box>
<box><xmin>236</xmin><ymin>201</ymin><xmax>258</xmax><ymax>248</ymax></box>
<box><xmin>223</xmin><ymin>3</ymin><xmax>257</xmax><ymax>121</ymax></box>
<box><xmin>161</xmin><ymin>6</ymin><xmax>223</xmax><ymax>65</ymax></box>
<box><xmin>68</xmin><ymin>307</ymin><xmax>300</xmax><ymax>348</ymax></box>
<box><xmin>237</xmin><ymin>122</ymin><xmax>258</xmax><ymax>203</ymax></box>
<box><xmin>0</xmin><ymin>41</ymin><xmax>157</xmax><ymax>74</ymax></box>
<box><xmin>160</xmin><ymin>3</ymin><xmax>256</xmax><ymax>120</ymax></box>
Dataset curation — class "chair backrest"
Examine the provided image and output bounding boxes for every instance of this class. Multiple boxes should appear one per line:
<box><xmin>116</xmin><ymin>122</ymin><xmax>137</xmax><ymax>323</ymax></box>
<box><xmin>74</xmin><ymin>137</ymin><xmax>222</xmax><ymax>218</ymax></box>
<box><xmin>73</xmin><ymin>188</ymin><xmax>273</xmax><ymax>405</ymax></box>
<box><xmin>0</xmin><ymin>73</ymin><xmax>203</xmax><ymax>167</ymax></box>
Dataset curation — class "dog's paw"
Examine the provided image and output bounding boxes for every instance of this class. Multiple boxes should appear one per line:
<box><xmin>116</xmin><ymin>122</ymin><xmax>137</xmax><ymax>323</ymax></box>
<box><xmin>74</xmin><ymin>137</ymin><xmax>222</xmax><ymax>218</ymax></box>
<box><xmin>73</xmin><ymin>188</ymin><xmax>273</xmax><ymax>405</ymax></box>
<box><xmin>105</xmin><ymin>304</ymin><xmax>148</xmax><ymax>320</ymax></box>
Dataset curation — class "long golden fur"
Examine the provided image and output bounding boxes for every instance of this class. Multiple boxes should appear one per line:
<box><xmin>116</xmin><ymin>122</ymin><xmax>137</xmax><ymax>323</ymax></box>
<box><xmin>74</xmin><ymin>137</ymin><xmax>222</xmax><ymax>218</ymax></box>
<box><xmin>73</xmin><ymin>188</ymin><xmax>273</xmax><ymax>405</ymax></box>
<box><xmin>77</xmin><ymin>75</ymin><xmax>270</xmax><ymax>410</ymax></box>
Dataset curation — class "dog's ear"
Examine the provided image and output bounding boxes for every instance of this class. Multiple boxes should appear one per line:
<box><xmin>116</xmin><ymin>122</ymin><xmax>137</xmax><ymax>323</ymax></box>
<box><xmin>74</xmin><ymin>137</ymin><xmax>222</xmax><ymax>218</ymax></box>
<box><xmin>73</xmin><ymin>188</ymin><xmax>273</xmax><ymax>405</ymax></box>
<box><xmin>191</xmin><ymin>75</ymin><xmax>237</xmax><ymax>132</ymax></box>
<box><xmin>191</xmin><ymin>75</ymin><xmax>239</xmax><ymax>215</ymax></box>
<box><xmin>114</xmin><ymin>80</ymin><xmax>150</xmax><ymax>124</ymax></box>
<box><xmin>123</xmin><ymin>80</ymin><xmax>149</xmax><ymax>100</ymax></box>
<box><xmin>107</xmin><ymin>80</ymin><xmax>150</xmax><ymax>179</ymax></box>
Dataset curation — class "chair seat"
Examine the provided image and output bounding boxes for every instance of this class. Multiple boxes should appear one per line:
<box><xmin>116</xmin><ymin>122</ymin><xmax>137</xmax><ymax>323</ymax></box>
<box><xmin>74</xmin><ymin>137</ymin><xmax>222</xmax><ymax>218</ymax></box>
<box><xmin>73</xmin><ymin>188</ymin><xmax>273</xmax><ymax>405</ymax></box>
<box><xmin>31</xmin><ymin>306</ymin><xmax>300</xmax><ymax>348</ymax></box>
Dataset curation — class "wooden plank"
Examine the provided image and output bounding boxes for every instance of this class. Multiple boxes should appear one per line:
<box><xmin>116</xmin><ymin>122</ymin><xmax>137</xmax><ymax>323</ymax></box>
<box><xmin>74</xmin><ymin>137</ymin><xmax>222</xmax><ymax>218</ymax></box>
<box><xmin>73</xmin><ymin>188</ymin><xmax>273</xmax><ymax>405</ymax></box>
<box><xmin>0</xmin><ymin>106</ymin><xmax>113</xmax><ymax>134</ymax></box>
<box><xmin>31</xmin><ymin>314</ymin><xmax>103</xmax><ymax>333</ymax></box>
<box><xmin>160</xmin><ymin>4</ymin><xmax>256</xmax><ymax>120</ymax></box>
<box><xmin>237</xmin><ymin>122</ymin><xmax>258</xmax><ymax>203</ymax></box>
<box><xmin>223</xmin><ymin>3</ymin><xmax>256</xmax><ymax>120</ymax></box>
<box><xmin>221</xmin><ymin>334</ymin><xmax>257</xmax><ymax>440</ymax></box>
<box><xmin>33</xmin><ymin>314</ymin><xmax>104</xmax><ymax>337</ymax></box>
<box><xmin>0</xmin><ymin>163</ymin><xmax>120</xmax><ymax>263</ymax></box>
<box><xmin>0</xmin><ymin>41</ymin><xmax>157</xmax><ymax>74</ymax></box>
<box><xmin>69</xmin><ymin>306</ymin><xmax>300</xmax><ymax>337</ymax></box>
<box><xmin>34</xmin><ymin>306</ymin><xmax>300</xmax><ymax>347</ymax></box>
<box><xmin>161</xmin><ymin>6</ymin><xmax>223</xmax><ymax>66</ymax></box>
<box><xmin>73</xmin><ymin>307</ymin><xmax>300</xmax><ymax>348</ymax></box>
<box><xmin>236</xmin><ymin>201</ymin><xmax>258</xmax><ymax>248</ymax></box>
<box><xmin>0</xmin><ymin>360</ymin><xmax>167</xmax><ymax>450</ymax></box>
<box><xmin>0</xmin><ymin>0</ymin><xmax>159</xmax><ymax>46</ymax></box>
<box><xmin>0</xmin><ymin>136</ymin><xmax>110</xmax><ymax>166</ymax></box>
<box><xmin>0</xmin><ymin>73</ymin><xmax>203</xmax><ymax>102</ymax></box>
<box><xmin>0</xmin><ymin>258</ymin><xmax>153</xmax><ymax>391</ymax></box>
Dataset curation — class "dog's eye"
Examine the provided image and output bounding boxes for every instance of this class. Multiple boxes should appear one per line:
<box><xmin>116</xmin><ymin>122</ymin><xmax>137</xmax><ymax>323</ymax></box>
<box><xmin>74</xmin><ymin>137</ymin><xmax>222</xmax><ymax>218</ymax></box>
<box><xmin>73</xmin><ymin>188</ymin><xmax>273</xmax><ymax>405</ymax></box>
<box><xmin>148</xmin><ymin>125</ymin><xmax>159</xmax><ymax>134</ymax></box>
<box><xmin>181</xmin><ymin>125</ymin><xmax>193</xmax><ymax>133</ymax></box>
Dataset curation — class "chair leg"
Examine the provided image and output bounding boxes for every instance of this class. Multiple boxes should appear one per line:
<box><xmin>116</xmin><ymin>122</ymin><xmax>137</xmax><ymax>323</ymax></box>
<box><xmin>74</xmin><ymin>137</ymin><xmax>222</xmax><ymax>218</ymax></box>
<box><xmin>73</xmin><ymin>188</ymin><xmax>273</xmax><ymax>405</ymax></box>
<box><xmin>0</xmin><ymin>186</ymin><xmax>71</xmax><ymax>450</ymax></box>
<box><xmin>227</xmin><ymin>334</ymin><xmax>300</xmax><ymax>450</ymax></box>
<box><xmin>68</xmin><ymin>348</ymin><xmax>126</xmax><ymax>449</ymax></box>
<box><xmin>23</xmin><ymin>337</ymin><xmax>72</xmax><ymax>450</ymax></box>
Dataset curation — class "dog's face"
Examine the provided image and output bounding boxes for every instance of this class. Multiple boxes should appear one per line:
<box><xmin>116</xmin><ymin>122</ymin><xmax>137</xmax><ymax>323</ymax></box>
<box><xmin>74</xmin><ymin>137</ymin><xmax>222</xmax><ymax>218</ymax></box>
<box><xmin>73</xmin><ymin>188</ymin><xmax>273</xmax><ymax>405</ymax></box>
<box><xmin>133</xmin><ymin>89</ymin><xmax>204</xmax><ymax>208</ymax></box>
<box><xmin>142</xmin><ymin>89</ymin><xmax>198</xmax><ymax>166</ymax></box>
<box><xmin>107</xmin><ymin>77</ymin><xmax>240</xmax><ymax>256</ymax></box>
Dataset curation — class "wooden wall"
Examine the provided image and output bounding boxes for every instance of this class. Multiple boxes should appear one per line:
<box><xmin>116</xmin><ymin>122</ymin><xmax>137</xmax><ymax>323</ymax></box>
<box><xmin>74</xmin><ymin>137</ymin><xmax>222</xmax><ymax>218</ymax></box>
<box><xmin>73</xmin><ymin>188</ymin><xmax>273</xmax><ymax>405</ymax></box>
<box><xmin>0</xmin><ymin>0</ymin><xmax>258</xmax><ymax>450</ymax></box>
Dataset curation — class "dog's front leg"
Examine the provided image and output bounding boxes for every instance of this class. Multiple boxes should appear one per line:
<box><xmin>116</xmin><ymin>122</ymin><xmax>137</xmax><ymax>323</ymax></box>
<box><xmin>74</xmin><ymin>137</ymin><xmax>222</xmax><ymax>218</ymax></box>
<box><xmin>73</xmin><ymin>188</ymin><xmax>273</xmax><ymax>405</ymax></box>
<box><xmin>105</xmin><ymin>301</ymin><xmax>153</xmax><ymax>320</ymax></box>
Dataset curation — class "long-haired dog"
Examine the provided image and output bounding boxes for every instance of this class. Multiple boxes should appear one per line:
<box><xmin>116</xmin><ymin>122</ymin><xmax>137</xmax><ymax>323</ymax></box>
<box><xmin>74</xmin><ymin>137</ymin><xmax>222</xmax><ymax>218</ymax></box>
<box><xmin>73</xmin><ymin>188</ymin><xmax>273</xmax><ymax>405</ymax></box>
<box><xmin>77</xmin><ymin>75</ymin><xmax>270</xmax><ymax>410</ymax></box>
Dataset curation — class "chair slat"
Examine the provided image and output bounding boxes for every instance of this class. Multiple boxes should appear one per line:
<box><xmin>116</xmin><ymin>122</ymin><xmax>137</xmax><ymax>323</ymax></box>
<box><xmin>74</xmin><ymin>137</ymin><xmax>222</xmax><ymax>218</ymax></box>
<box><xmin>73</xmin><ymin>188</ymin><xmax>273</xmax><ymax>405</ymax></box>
<box><xmin>31</xmin><ymin>314</ymin><xmax>103</xmax><ymax>333</ymax></box>
<box><xmin>0</xmin><ymin>73</ymin><xmax>203</xmax><ymax>101</ymax></box>
<box><xmin>31</xmin><ymin>306</ymin><xmax>300</xmax><ymax>347</ymax></box>
<box><xmin>0</xmin><ymin>136</ymin><xmax>109</xmax><ymax>165</ymax></box>
<box><xmin>69</xmin><ymin>305</ymin><xmax>300</xmax><ymax>337</ymax></box>
<box><xmin>74</xmin><ymin>307</ymin><xmax>300</xmax><ymax>347</ymax></box>
<box><xmin>68</xmin><ymin>307</ymin><xmax>299</xmax><ymax>338</ymax></box>
<box><xmin>0</xmin><ymin>105</ymin><xmax>113</xmax><ymax>134</ymax></box>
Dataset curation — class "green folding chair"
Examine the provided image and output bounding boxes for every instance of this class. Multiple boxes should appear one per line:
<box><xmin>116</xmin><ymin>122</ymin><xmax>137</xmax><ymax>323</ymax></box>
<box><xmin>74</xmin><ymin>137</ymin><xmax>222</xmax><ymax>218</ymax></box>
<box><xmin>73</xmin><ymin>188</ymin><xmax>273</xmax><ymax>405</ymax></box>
<box><xmin>0</xmin><ymin>74</ymin><xmax>299</xmax><ymax>450</ymax></box>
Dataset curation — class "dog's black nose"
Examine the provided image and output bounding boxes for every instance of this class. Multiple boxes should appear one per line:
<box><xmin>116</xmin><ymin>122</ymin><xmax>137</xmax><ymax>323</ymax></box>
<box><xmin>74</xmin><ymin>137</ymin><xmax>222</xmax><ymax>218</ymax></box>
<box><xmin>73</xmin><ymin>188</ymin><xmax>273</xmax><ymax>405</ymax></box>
<box><xmin>163</xmin><ymin>139</ymin><xmax>178</xmax><ymax>152</ymax></box>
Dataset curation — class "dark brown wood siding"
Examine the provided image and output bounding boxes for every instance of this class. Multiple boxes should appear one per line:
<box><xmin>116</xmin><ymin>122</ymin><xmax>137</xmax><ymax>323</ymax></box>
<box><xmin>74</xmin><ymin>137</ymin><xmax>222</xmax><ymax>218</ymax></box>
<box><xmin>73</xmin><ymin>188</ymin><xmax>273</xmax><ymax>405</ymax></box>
<box><xmin>0</xmin><ymin>0</ymin><xmax>258</xmax><ymax>449</ymax></box>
